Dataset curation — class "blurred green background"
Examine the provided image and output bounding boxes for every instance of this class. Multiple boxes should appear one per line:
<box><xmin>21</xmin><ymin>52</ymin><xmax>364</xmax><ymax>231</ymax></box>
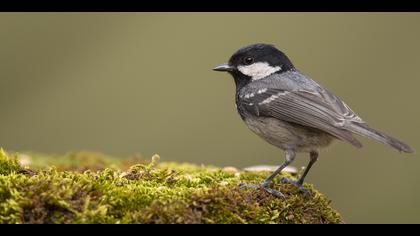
<box><xmin>0</xmin><ymin>13</ymin><xmax>419</xmax><ymax>223</ymax></box>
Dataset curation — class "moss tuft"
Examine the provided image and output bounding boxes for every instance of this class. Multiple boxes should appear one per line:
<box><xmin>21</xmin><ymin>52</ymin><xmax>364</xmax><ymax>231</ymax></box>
<box><xmin>0</xmin><ymin>149</ymin><xmax>22</xmax><ymax>175</ymax></box>
<box><xmin>0</xmin><ymin>150</ymin><xmax>343</xmax><ymax>224</ymax></box>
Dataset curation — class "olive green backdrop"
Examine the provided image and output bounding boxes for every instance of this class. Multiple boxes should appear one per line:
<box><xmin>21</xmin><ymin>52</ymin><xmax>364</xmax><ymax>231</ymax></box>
<box><xmin>0</xmin><ymin>13</ymin><xmax>419</xmax><ymax>223</ymax></box>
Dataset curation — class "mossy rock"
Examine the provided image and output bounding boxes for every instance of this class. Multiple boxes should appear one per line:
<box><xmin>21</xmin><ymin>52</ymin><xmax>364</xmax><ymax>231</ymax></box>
<box><xmin>0</xmin><ymin>149</ymin><xmax>343</xmax><ymax>224</ymax></box>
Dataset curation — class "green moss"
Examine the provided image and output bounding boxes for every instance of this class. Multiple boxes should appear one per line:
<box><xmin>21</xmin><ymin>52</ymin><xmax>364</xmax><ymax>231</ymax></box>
<box><xmin>0</xmin><ymin>149</ymin><xmax>343</xmax><ymax>224</ymax></box>
<box><xmin>0</xmin><ymin>149</ymin><xmax>21</xmax><ymax>175</ymax></box>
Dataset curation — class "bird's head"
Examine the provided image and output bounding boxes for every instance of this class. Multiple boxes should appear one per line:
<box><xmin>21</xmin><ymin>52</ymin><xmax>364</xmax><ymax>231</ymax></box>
<box><xmin>213</xmin><ymin>44</ymin><xmax>295</xmax><ymax>85</ymax></box>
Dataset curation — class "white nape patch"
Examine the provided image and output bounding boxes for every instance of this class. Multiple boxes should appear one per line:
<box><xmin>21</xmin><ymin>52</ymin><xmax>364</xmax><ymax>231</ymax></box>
<box><xmin>237</xmin><ymin>62</ymin><xmax>281</xmax><ymax>80</ymax></box>
<box><xmin>259</xmin><ymin>91</ymin><xmax>288</xmax><ymax>105</ymax></box>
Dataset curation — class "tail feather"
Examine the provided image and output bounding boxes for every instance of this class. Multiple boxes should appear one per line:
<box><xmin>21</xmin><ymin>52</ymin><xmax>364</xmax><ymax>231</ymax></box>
<box><xmin>347</xmin><ymin>122</ymin><xmax>414</xmax><ymax>153</ymax></box>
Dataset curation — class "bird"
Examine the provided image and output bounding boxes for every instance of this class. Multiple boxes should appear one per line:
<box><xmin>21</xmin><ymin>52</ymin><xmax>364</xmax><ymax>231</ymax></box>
<box><xmin>213</xmin><ymin>43</ymin><xmax>414</xmax><ymax>198</ymax></box>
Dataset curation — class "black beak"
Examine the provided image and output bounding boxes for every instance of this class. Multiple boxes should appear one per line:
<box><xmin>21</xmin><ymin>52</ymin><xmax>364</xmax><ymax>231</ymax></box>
<box><xmin>213</xmin><ymin>63</ymin><xmax>234</xmax><ymax>72</ymax></box>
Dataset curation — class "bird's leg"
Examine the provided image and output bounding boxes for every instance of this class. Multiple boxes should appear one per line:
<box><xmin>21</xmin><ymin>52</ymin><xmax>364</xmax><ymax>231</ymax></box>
<box><xmin>240</xmin><ymin>150</ymin><xmax>296</xmax><ymax>198</ymax></box>
<box><xmin>281</xmin><ymin>151</ymin><xmax>318</xmax><ymax>198</ymax></box>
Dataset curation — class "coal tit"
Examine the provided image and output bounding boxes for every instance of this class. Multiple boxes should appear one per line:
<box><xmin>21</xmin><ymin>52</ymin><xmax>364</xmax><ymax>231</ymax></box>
<box><xmin>214</xmin><ymin>43</ymin><xmax>414</xmax><ymax>198</ymax></box>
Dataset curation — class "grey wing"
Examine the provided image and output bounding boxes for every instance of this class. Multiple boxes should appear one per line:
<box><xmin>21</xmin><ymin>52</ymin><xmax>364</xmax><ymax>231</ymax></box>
<box><xmin>240</xmin><ymin>88</ymin><xmax>364</xmax><ymax>148</ymax></box>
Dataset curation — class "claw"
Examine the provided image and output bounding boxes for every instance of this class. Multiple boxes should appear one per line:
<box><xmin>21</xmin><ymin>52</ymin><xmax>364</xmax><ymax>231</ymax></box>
<box><xmin>280</xmin><ymin>177</ymin><xmax>296</xmax><ymax>185</ymax></box>
<box><xmin>239</xmin><ymin>182</ymin><xmax>285</xmax><ymax>198</ymax></box>
<box><xmin>239</xmin><ymin>182</ymin><xmax>259</xmax><ymax>190</ymax></box>
<box><xmin>262</xmin><ymin>186</ymin><xmax>285</xmax><ymax>198</ymax></box>
<box><xmin>280</xmin><ymin>177</ymin><xmax>312</xmax><ymax>198</ymax></box>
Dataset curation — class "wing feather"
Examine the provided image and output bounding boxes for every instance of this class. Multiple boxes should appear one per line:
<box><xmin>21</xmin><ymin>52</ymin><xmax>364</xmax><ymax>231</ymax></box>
<box><xmin>241</xmin><ymin>88</ymin><xmax>363</xmax><ymax>148</ymax></box>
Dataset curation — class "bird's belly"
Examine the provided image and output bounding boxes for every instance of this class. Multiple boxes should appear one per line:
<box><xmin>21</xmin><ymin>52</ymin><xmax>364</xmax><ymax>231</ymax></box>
<box><xmin>243</xmin><ymin>116</ymin><xmax>334</xmax><ymax>152</ymax></box>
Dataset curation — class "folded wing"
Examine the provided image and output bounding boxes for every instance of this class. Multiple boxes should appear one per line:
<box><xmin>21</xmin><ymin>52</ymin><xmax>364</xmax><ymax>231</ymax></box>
<box><xmin>240</xmin><ymin>88</ymin><xmax>364</xmax><ymax>148</ymax></box>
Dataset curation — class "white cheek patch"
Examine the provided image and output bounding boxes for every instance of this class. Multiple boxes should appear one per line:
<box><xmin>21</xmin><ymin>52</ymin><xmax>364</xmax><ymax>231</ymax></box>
<box><xmin>237</xmin><ymin>62</ymin><xmax>281</xmax><ymax>80</ymax></box>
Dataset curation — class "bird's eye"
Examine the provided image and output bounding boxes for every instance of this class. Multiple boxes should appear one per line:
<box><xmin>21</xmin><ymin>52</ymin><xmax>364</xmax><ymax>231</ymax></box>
<box><xmin>243</xmin><ymin>57</ymin><xmax>254</xmax><ymax>65</ymax></box>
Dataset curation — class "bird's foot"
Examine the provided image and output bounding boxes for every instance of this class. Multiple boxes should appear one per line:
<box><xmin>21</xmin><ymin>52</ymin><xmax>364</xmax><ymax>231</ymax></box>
<box><xmin>280</xmin><ymin>177</ymin><xmax>312</xmax><ymax>198</ymax></box>
<box><xmin>239</xmin><ymin>182</ymin><xmax>285</xmax><ymax>198</ymax></box>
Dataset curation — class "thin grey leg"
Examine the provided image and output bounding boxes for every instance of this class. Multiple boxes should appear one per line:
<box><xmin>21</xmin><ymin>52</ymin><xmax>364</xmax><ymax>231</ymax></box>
<box><xmin>281</xmin><ymin>151</ymin><xmax>318</xmax><ymax>198</ymax></box>
<box><xmin>240</xmin><ymin>150</ymin><xmax>296</xmax><ymax>198</ymax></box>
<box><xmin>296</xmin><ymin>151</ymin><xmax>318</xmax><ymax>185</ymax></box>
<box><xmin>261</xmin><ymin>150</ymin><xmax>296</xmax><ymax>187</ymax></box>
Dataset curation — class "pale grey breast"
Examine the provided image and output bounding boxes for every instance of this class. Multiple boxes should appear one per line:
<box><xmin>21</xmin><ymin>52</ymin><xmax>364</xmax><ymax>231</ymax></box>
<box><xmin>244</xmin><ymin>115</ymin><xmax>334</xmax><ymax>152</ymax></box>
